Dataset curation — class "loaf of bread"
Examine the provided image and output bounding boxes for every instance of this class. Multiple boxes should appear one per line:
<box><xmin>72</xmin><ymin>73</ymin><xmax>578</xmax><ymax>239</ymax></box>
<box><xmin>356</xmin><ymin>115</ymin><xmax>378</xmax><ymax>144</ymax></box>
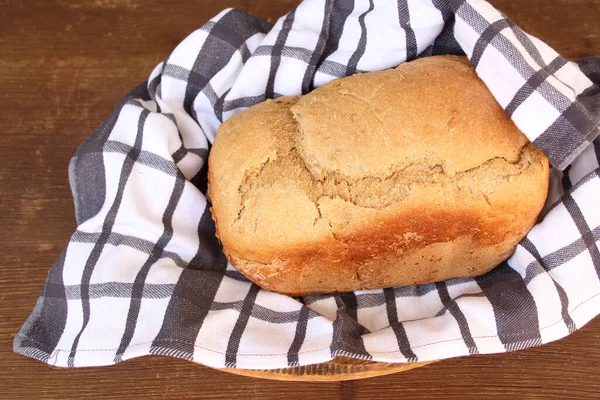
<box><xmin>208</xmin><ymin>55</ymin><xmax>549</xmax><ymax>296</ymax></box>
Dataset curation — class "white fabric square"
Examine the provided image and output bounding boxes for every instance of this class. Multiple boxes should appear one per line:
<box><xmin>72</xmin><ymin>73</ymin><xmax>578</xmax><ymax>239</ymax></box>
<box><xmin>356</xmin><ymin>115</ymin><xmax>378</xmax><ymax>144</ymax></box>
<box><xmin>358</xmin><ymin>3</ymin><xmax>409</xmax><ymax>71</ymax></box>
<box><xmin>363</xmin><ymin>327</ymin><xmax>407</xmax><ymax>361</ymax></box>
<box><xmin>236</xmin><ymin>318</ymin><xmax>296</xmax><ymax>368</ymax></box>
<box><xmin>396</xmin><ymin>288</ymin><xmax>444</xmax><ymax>323</ymax></box>
<box><xmin>89</xmin><ymin>245</ymin><xmax>152</xmax><ymax>285</ymax></box>
<box><xmin>140</xmin><ymin>112</ymin><xmax>185</xmax><ymax>160</ymax></box>
<box><xmin>62</xmin><ymin>242</ymin><xmax>95</xmax><ymax>285</ymax></box>
<box><xmin>53</xmin><ymin>299</ymin><xmax>85</xmax><ymax>361</ymax></box>
<box><xmin>75</xmin><ymin>297</ymin><xmax>129</xmax><ymax>363</ymax></box>
<box><xmin>168</xmin><ymin>29</ymin><xmax>212</xmax><ymax>72</ymax></box>
<box><xmin>122</xmin><ymin>297</ymin><xmax>175</xmax><ymax>361</ymax></box>
<box><xmin>407</xmin><ymin>0</ymin><xmax>446</xmax><ymax>51</ymax></box>
<box><xmin>553</xmin><ymin>59</ymin><xmax>594</xmax><ymax>97</ymax></box>
<box><xmin>296</xmin><ymin>315</ymin><xmax>334</xmax><ymax>366</ymax></box>
<box><xmin>528</xmin><ymin>202</ymin><xmax>586</xmax><ymax>257</ymax></box>
<box><xmin>445</xmin><ymin>280</ymin><xmax>505</xmax><ymax>352</ymax></box>
<box><xmin>111</xmin><ymin>163</ymin><xmax>177</xmax><ymax>244</ymax></box>
<box><xmin>193</xmin><ymin>309</ymin><xmax>243</xmax><ymax>366</ymax></box>
<box><xmin>305</xmin><ymin>296</ymin><xmax>338</xmax><ymax>322</ymax></box>
<box><xmin>403</xmin><ymin>315</ymin><xmax>470</xmax><ymax>361</ymax></box>
<box><xmin>283</xmin><ymin>0</ymin><xmax>324</xmax><ymax>50</ymax></box>
<box><xmin>106</xmin><ymin>104</ymin><xmax>145</xmax><ymax>148</ymax></box>
<box><xmin>526</xmin><ymin>272</ymin><xmax>570</xmax><ymax>343</ymax></box>
<box><xmin>475</xmin><ymin>45</ymin><xmax>526</xmax><ymax>108</ymax></box>
<box><xmin>357</xmin><ymin>300</ymin><xmax>388</xmax><ymax>333</ymax></box>
<box><xmin>144</xmin><ymin>259</ymin><xmax>184</xmax><ymax>285</ymax></box>
<box><xmin>274</xmin><ymin>58</ymin><xmax>311</xmax><ymax>95</ymax></box>
<box><xmin>550</xmin><ymin>251</ymin><xmax>600</xmax><ymax>314</ymax></box>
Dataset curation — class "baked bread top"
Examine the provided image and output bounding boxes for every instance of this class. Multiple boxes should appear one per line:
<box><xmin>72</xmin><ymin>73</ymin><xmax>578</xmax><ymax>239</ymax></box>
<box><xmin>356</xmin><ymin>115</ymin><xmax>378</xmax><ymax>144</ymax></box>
<box><xmin>208</xmin><ymin>55</ymin><xmax>548</xmax><ymax>269</ymax></box>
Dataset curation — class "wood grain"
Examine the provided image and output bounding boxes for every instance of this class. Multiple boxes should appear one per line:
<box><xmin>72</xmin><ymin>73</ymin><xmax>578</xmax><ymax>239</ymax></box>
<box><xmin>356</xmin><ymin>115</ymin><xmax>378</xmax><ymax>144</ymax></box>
<box><xmin>1</xmin><ymin>0</ymin><xmax>599</xmax><ymax>398</ymax></box>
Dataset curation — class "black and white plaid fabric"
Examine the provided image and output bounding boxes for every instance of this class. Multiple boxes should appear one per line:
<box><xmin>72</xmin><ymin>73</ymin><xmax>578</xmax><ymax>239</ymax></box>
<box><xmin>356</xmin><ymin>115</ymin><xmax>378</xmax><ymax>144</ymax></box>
<box><xmin>15</xmin><ymin>0</ymin><xmax>600</xmax><ymax>369</ymax></box>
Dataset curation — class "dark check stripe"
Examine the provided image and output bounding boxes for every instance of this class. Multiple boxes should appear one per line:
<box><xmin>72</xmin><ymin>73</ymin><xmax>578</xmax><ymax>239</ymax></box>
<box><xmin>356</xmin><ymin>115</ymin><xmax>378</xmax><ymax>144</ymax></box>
<box><xmin>458</xmin><ymin>3</ymin><xmax>574</xmax><ymax>112</ymax></box>
<box><xmin>475</xmin><ymin>262</ymin><xmax>542</xmax><ymax>351</ymax></box>
<box><xmin>506</xmin><ymin>20</ymin><xmax>547</xmax><ymax>69</ymax></box>
<box><xmin>562</xmin><ymin>165</ymin><xmax>573</xmax><ymax>192</ymax></box>
<box><xmin>67</xmin><ymin>108</ymin><xmax>150</xmax><ymax>367</ymax></box>
<box><xmin>345</xmin><ymin>0</ymin><xmax>374</xmax><ymax>75</ymax></box>
<box><xmin>434</xmin><ymin>282</ymin><xmax>479</xmax><ymax>354</ymax></box>
<box><xmin>190</xmin><ymin>145</ymin><xmax>210</xmax><ymax>195</ymax></box>
<box><xmin>337</xmin><ymin>292</ymin><xmax>362</xmax><ymax>323</ymax></box>
<box><xmin>187</xmin><ymin>148</ymin><xmax>209</xmax><ymax>160</ymax></box>
<box><xmin>72</xmin><ymin>230</ymin><xmax>187</xmax><ymax>268</ymax></box>
<box><xmin>319</xmin><ymin>0</ymin><xmax>354</xmax><ymax>61</ymax></box>
<box><xmin>505</xmin><ymin>57</ymin><xmax>568</xmax><ymax>116</ymax></box>
<box><xmin>521</xmin><ymin>238</ymin><xmax>576</xmax><ymax>332</ymax></box>
<box><xmin>114</xmin><ymin>169</ymin><xmax>187</xmax><ymax>363</ymax></box>
<box><xmin>171</xmin><ymin>145</ymin><xmax>208</xmax><ymax>165</ymax></box>
<box><xmin>147</xmin><ymin>73</ymin><xmax>162</xmax><ymax>113</ymax></box>
<box><xmin>225</xmin><ymin>284</ymin><xmax>261</xmax><ymax>367</ymax></box>
<box><xmin>575</xmin><ymin>56</ymin><xmax>600</xmax><ymax>84</ymax></box>
<box><xmin>287</xmin><ymin>306</ymin><xmax>311</xmax><ymax>367</ymax></box>
<box><xmin>266</xmin><ymin>10</ymin><xmax>296</xmax><ymax>99</ymax></box>
<box><xmin>150</xmin><ymin>206</ymin><xmax>229</xmax><ymax>360</ymax></box>
<box><xmin>562</xmin><ymin>192</ymin><xmax>600</xmax><ymax>280</ymax></box>
<box><xmin>383</xmin><ymin>288</ymin><xmax>418</xmax><ymax>362</ymax></box>
<box><xmin>595</xmin><ymin>138</ymin><xmax>600</xmax><ymax>164</ymax></box>
<box><xmin>423</xmin><ymin>0</ymin><xmax>462</xmax><ymax>57</ymax></box>
<box><xmin>52</xmin><ymin>274</ymin><xmax>245</xmax><ymax>302</ymax></box>
<box><xmin>457</xmin><ymin>2</ymin><xmax>600</xmax><ymax>168</ymax></box>
<box><xmin>397</xmin><ymin>0</ymin><xmax>418</xmax><ymax>61</ymax></box>
<box><xmin>434</xmin><ymin>292</ymin><xmax>487</xmax><ymax>316</ymax></box>
<box><xmin>432</xmin><ymin>0</ymin><xmax>453</xmax><ymax>22</ymax></box>
<box><xmin>330</xmin><ymin>293</ymin><xmax>371</xmax><ymax>360</ymax></box>
<box><xmin>529</xmin><ymin>225</ymin><xmax>600</xmax><ymax>278</ymax></box>
<box><xmin>301</xmin><ymin>0</ymin><xmax>332</xmax><ymax>94</ymax></box>
<box><xmin>506</xmin><ymin>22</ymin><xmax>588</xmax><ymax>124</ymax></box>
<box><xmin>16</xmin><ymin>247</ymin><xmax>69</xmax><ymax>363</ymax></box>
<box><xmin>304</xmin><ymin>284</ymin><xmax>438</xmax><ymax>308</ymax></box>
<box><xmin>447</xmin><ymin>0</ymin><xmax>467</xmax><ymax>13</ymax></box>
<box><xmin>254</xmin><ymin>46</ymin><xmax>349</xmax><ymax>77</ymax></box>
<box><xmin>70</xmin><ymin>85</ymin><xmax>147</xmax><ymax>225</ymax></box>
<box><xmin>223</xmin><ymin>94</ymin><xmax>267</xmax><ymax>113</ymax></box>
<box><xmin>103</xmin><ymin>140</ymin><xmax>178</xmax><ymax>177</ymax></box>
<box><xmin>183</xmin><ymin>10</ymin><xmax>263</xmax><ymax>122</ymax></box>
<box><xmin>145</xmin><ymin>54</ymin><xmax>163</xmax><ymax>113</ymax></box>
<box><xmin>210</xmin><ymin>301</ymin><xmax>317</xmax><ymax>324</ymax></box>
<box><xmin>533</xmin><ymin>106</ymin><xmax>590</xmax><ymax>169</ymax></box>
<box><xmin>58</xmin><ymin>282</ymin><xmax>174</xmax><ymax>300</ymax></box>
<box><xmin>470</xmin><ymin>18</ymin><xmax>511</xmax><ymax>68</ymax></box>
<box><xmin>163</xmin><ymin>63</ymin><xmax>191</xmax><ymax>81</ymax></box>
<box><xmin>171</xmin><ymin>145</ymin><xmax>188</xmax><ymax>164</ymax></box>
<box><xmin>202</xmin><ymin>83</ymin><xmax>219</xmax><ymax>107</ymax></box>
<box><xmin>214</xmin><ymin>88</ymin><xmax>231</xmax><ymax>123</ymax></box>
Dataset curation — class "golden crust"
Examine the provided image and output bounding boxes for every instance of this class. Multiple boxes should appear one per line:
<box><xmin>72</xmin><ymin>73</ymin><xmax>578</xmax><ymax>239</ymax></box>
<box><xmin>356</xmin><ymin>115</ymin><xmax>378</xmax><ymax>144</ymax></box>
<box><xmin>208</xmin><ymin>55</ymin><xmax>550</xmax><ymax>296</ymax></box>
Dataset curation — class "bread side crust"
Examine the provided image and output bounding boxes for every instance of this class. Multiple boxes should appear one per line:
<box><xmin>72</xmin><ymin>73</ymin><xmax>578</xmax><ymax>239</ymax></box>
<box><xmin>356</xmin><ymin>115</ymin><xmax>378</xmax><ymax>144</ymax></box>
<box><xmin>223</xmin><ymin>147</ymin><xmax>548</xmax><ymax>295</ymax></box>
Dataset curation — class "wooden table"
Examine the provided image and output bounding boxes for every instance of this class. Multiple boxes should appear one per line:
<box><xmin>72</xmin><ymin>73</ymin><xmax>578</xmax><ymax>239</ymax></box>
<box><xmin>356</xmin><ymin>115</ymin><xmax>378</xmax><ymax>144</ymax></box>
<box><xmin>1</xmin><ymin>0</ymin><xmax>599</xmax><ymax>398</ymax></box>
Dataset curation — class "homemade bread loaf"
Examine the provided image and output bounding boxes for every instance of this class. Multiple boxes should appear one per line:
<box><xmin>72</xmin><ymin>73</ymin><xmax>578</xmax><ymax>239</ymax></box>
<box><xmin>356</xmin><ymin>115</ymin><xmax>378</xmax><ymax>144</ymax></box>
<box><xmin>208</xmin><ymin>55</ymin><xmax>549</xmax><ymax>296</ymax></box>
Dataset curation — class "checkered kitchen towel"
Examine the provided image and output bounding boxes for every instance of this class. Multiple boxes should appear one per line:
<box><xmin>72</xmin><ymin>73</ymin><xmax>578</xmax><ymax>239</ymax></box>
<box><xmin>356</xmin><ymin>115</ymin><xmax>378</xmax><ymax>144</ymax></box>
<box><xmin>15</xmin><ymin>0</ymin><xmax>600</xmax><ymax>369</ymax></box>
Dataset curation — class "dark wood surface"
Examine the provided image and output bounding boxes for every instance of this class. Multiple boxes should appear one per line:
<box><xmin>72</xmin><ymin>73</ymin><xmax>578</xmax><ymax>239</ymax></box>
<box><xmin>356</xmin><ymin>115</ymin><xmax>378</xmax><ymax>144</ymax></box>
<box><xmin>1</xmin><ymin>0</ymin><xmax>599</xmax><ymax>398</ymax></box>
